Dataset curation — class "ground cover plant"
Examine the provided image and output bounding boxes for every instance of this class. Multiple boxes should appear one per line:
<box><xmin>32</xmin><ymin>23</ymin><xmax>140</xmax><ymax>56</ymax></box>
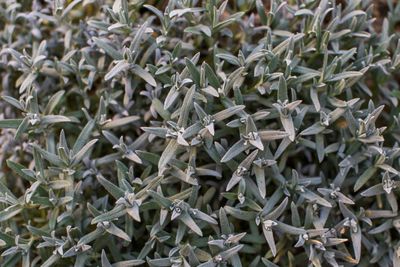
<box><xmin>1</xmin><ymin>0</ymin><xmax>400</xmax><ymax>266</ymax></box>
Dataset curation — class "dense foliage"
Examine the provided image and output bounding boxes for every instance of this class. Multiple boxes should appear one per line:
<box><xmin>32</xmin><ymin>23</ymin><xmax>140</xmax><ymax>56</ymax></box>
<box><xmin>1</xmin><ymin>0</ymin><xmax>400</xmax><ymax>266</ymax></box>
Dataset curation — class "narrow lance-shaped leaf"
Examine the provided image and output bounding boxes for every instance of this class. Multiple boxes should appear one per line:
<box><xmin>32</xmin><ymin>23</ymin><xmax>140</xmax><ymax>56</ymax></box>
<box><xmin>158</xmin><ymin>139</ymin><xmax>179</xmax><ymax>172</ymax></box>
<box><xmin>71</xmin><ymin>139</ymin><xmax>98</xmax><ymax>165</ymax></box>
<box><xmin>105</xmin><ymin>61</ymin><xmax>130</xmax><ymax>81</ymax></box>
<box><xmin>354</xmin><ymin>166</ymin><xmax>377</xmax><ymax>192</ymax></box>
<box><xmin>0</xmin><ymin>119</ymin><xmax>24</xmax><ymax>129</ymax></box>
<box><xmin>278</xmin><ymin>75</ymin><xmax>288</xmax><ymax>101</ymax></box>
<box><xmin>93</xmin><ymin>37</ymin><xmax>123</xmax><ymax>60</ymax></box>
<box><xmin>132</xmin><ymin>65</ymin><xmax>157</xmax><ymax>87</ymax></box>
<box><xmin>221</xmin><ymin>140</ymin><xmax>248</xmax><ymax>163</ymax></box>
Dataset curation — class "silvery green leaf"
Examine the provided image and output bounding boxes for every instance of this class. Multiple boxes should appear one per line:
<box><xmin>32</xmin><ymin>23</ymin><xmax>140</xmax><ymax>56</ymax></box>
<box><xmin>217</xmin><ymin>208</ymin><xmax>232</xmax><ymax>236</ymax></box>
<box><xmin>137</xmin><ymin>238</ymin><xmax>155</xmax><ymax>260</ymax></box>
<box><xmin>213</xmin><ymin>105</ymin><xmax>245</xmax><ymax>122</ymax></box>
<box><xmin>258</xmin><ymin>130</ymin><xmax>289</xmax><ymax>141</ymax></box>
<box><xmin>44</xmin><ymin>90</ymin><xmax>65</xmax><ymax>115</ymax></box>
<box><xmin>185</xmin><ymin>58</ymin><xmax>200</xmax><ymax>87</ymax></box>
<box><xmin>102</xmin><ymin>116</ymin><xmax>140</xmax><ymax>129</ymax></box>
<box><xmin>104</xmin><ymin>223</ymin><xmax>131</xmax><ymax>242</ymax></box>
<box><xmin>326</xmin><ymin>71</ymin><xmax>363</xmax><ymax>82</ymax></box>
<box><xmin>113</xmin><ymin>259</ymin><xmax>146</xmax><ymax>267</ymax></box>
<box><xmin>143</xmin><ymin>4</ymin><xmax>163</xmax><ymax>21</ymax></box>
<box><xmin>226</xmin><ymin>173</ymin><xmax>242</xmax><ymax>192</ymax></box>
<box><xmin>126</xmin><ymin>204</ymin><xmax>140</xmax><ymax>222</ymax></box>
<box><xmin>105</xmin><ymin>61</ymin><xmax>130</xmax><ymax>81</ymax></box>
<box><xmin>178</xmin><ymin>86</ymin><xmax>195</xmax><ymax>128</ymax></box>
<box><xmin>194</xmin><ymin>102</ymin><xmax>207</xmax><ymax>120</ymax></box>
<box><xmin>224</xmin><ymin>67</ymin><xmax>245</xmax><ymax>95</ymax></box>
<box><xmin>351</xmin><ymin>226</ymin><xmax>362</xmax><ymax>263</ymax></box>
<box><xmin>198</xmin><ymin>261</ymin><xmax>216</xmax><ymax>267</ymax></box>
<box><xmin>272</xmin><ymin>33</ymin><xmax>304</xmax><ymax>55</ymax></box>
<box><xmin>96</xmin><ymin>175</ymin><xmax>124</xmax><ymax>200</ymax></box>
<box><xmin>220</xmin><ymin>244</ymin><xmax>244</xmax><ymax>260</ymax></box>
<box><xmin>360</xmin><ymin>184</ymin><xmax>385</xmax><ymax>197</ymax></box>
<box><xmin>368</xmin><ymin>220</ymin><xmax>392</xmax><ymax>235</ymax></box>
<box><xmin>32</xmin><ymin>146</ymin><xmax>45</xmax><ymax>179</ymax></box>
<box><xmin>377</xmin><ymin>164</ymin><xmax>399</xmax><ymax>175</ymax></box>
<box><xmin>41</xmin><ymin>254</ymin><xmax>61</xmax><ymax>267</ymax></box>
<box><xmin>216</xmin><ymin>53</ymin><xmax>241</xmax><ymax>66</ymax></box>
<box><xmin>15</xmin><ymin>117</ymin><xmax>29</xmax><ymax>139</ymax></box>
<box><xmin>170</xmin><ymin>165</ymin><xmax>198</xmax><ymax>185</ymax></box>
<box><xmin>300</xmin><ymin>123</ymin><xmax>325</xmax><ymax>136</ymax></box>
<box><xmin>147</xmin><ymin>190</ymin><xmax>172</xmax><ymax>208</ymax></box>
<box><xmin>221</xmin><ymin>140</ymin><xmax>248</xmax><ymax>163</ymax></box>
<box><xmin>354</xmin><ymin>166</ymin><xmax>377</xmax><ymax>192</ymax></box>
<box><xmin>91</xmin><ymin>205</ymin><xmax>126</xmax><ymax>224</ymax></box>
<box><xmin>364</xmin><ymin>209</ymin><xmax>396</xmax><ymax>219</ymax></box>
<box><xmin>264</xmin><ymin>197</ymin><xmax>288</xmax><ymax>219</ymax></box>
<box><xmin>71</xmin><ymin>139</ymin><xmax>98</xmax><ymax>165</ymax></box>
<box><xmin>141</xmin><ymin>127</ymin><xmax>168</xmax><ymax>138</ymax></box>
<box><xmin>101</xmin><ymin>250</ymin><xmax>113</xmax><ymax>267</ymax></box>
<box><xmin>93</xmin><ymin>37</ymin><xmax>123</xmax><ymax>60</ymax></box>
<box><xmin>41</xmin><ymin>115</ymin><xmax>78</xmax><ymax>125</ymax></box>
<box><xmin>191</xmin><ymin>209</ymin><xmax>217</xmax><ymax>225</ymax></box>
<box><xmin>280</xmin><ymin>115</ymin><xmax>295</xmax><ymax>142</ymax></box>
<box><xmin>316</xmin><ymin>134</ymin><xmax>325</xmax><ymax>163</ymax></box>
<box><xmin>254</xmin><ymin>166</ymin><xmax>266</xmax><ymax>198</ymax></box>
<box><xmin>152</xmin><ymin>98</ymin><xmax>171</xmax><ymax>120</ymax></box>
<box><xmin>146</xmin><ymin>257</ymin><xmax>171</xmax><ymax>266</ymax></box>
<box><xmin>6</xmin><ymin>160</ymin><xmax>35</xmax><ymax>182</ymax></box>
<box><xmin>241</xmin><ymin>150</ymin><xmax>259</xmax><ymax>169</ymax></box>
<box><xmin>122</xmin><ymin>151</ymin><xmax>143</xmax><ymax>164</ymax></box>
<box><xmin>5</xmin><ymin>48</ymin><xmax>30</xmax><ymax>67</ymax></box>
<box><xmin>213</xmin><ymin>12</ymin><xmax>244</xmax><ymax>32</ymax></box>
<box><xmin>169</xmin><ymin>7</ymin><xmax>205</xmax><ymax>18</ymax></box>
<box><xmin>310</xmin><ymin>87</ymin><xmax>320</xmax><ymax>112</ymax></box>
<box><xmin>0</xmin><ymin>119</ymin><xmax>23</xmax><ymax>129</ymax></box>
<box><xmin>278</xmin><ymin>75</ymin><xmax>288</xmax><ymax>101</ymax></box>
<box><xmin>290</xmin><ymin>202</ymin><xmax>301</xmax><ymax>227</ymax></box>
<box><xmin>71</xmin><ymin>119</ymin><xmax>95</xmax><ymax>154</ymax></box>
<box><xmin>185</xmin><ymin>25</ymin><xmax>211</xmax><ymax>37</ymax></box>
<box><xmin>295</xmin><ymin>8</ymin><xmax>314</xmax><ymax>16</ymax></box>
<box><xmin>130</xmin><ymin>21</ymin><xmax>149</xmax><ymax>55</ymax></box>
<box><xmin>204</xmin><ymin>63</ymin><xmax>219</xmax><ymax>89</ymax></box>
<box><xmin>164</xmin><ymin>87</ymin><xmax>179</xmax><ymax>109</ymax></box>
<box><xmin>61</xmin><ymin>0</ymin><xmax>82</xmax><ymax>18</ymax></box>
<box><xmin>300</xmin><ymin>188</ymin><xmax>332</xmax><ymax>208</ymax></box>
<box><xmin>77</xmin><ymin>228</ymin><xmax>104</xmax><ymax>247</ymax></box>
<box><xmin>132</xmin><ymin>65</ymin><xmax>157</xmax><ymax>87</ymax></box>
<box><xmin>0</xmin><ymin>181</ymin><xmax>17</xmax><ymax>203</ymax></box>
<box><xmin>202</xmin><ymin>85</ymin><xmax>219</xmax><ymax>97</ymax></box>
<box><xmin>224</xmin><ymin>206</ymin><xmax>256</xmax><ymax>221</ymax></box>
<box><xmin>262</xmin><ymin>224</ymin><xmax>276</xmax><ymax>256</ymax></box>
<box><xmin>158</xmin><ymin>139</ymin><xmax>179</xmax><ymax>171</ymax></box>
<box><xmin>135</xmin><ymin>151</ymin><xmax>158</xmax><ymax>166</ymax></box>
<box><xmin>135</xmin><ymin>175</ymin><xmax>163</xmax><ymax>199</ymax></box>
<box><xmin>155</xmin><ymin>65</ymin><xmax>171</xmax><ymax>76</ymax></box>
<box><xmin>179</xmin><ymin>212</ymin><xmax>202</xmax><ymax>236</ymax></box>
<box><xmin>0</xmin><ymin>205</ymin><xmax>22</xmax><ymax>222</ymax></box>
<box><xmin>208</xmin><ymin>239</ymin><xmax>225</xmax><ymax>249</ymax></box>
<box><xmin>274</xmin><ymin>221</ymin><xmax>306</xmax><ymax>235</ymax></box>
<box><xmin>2</xmin><ymin>95</ymin><xmax>24</xmax><ymax>111</ymax></box>
<box><xmin>108</xmin><ymin>22</ymin><xmax>127</xmax><ymax>32</ymax></box>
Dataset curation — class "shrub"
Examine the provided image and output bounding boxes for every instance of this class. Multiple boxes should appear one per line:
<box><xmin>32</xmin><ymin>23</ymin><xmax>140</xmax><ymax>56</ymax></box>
<box><xmin>1</xmin><ymin>0</ymin><xmax>400</xmax><ymax>266</ymax></box>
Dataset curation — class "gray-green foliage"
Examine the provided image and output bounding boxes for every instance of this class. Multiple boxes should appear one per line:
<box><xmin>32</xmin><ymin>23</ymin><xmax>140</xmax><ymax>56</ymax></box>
<box><xmin>0</xmin><ymin>0</ymin><xmax>400</xmax><ymax>266</ymax></box>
